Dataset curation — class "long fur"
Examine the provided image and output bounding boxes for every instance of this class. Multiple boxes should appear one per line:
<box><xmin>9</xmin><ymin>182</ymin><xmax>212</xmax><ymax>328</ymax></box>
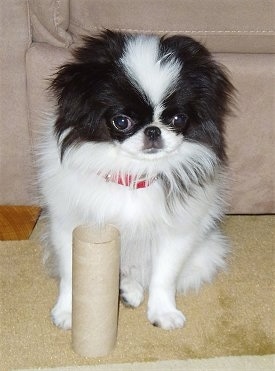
<box><xmin>39</xmin><ymin>30</ymin><xmax>233</xmax><ymax>330</ymax></box>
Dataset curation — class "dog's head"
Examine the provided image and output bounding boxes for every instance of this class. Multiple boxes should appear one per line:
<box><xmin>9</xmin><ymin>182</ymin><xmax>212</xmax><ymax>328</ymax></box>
<box><xmin>50</xmin><ymin>30</ymin><xmax>233</xmax><ymax>172</ymax></box>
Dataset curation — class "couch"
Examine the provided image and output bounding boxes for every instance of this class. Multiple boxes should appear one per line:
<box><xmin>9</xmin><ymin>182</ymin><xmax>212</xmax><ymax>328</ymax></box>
<box><xmin>1</xmin><ymin>0</ymin><xmax>274</xmax><ymax>213</ymax></box>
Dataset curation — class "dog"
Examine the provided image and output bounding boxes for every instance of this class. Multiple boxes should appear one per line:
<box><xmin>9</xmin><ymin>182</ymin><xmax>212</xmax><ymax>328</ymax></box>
<box><xmin>39</xmin><ymin>30</ymin><xmax>233</xmax><ymax>330</ymax></box>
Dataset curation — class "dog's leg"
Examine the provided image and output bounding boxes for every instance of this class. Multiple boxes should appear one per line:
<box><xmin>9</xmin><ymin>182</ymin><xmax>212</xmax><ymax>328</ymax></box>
<box><xmin>50</xmin><ymin>223</ymin><xmax>73</xmax><ymax>330</ymax></box>
<box><xmin>119</xmin><ymin>235</ymin><xmax>148</xmax><ymax>308</ymax></box>
<box><xmin>120</xmin><ymin>268</ymin><xmax>144</xmax><ymax>308</ymax></box>
<box><xmin>147</xmin><ymin>232</ymin><xmax>194</xmax><ymax>330</ymax></box>
<box><xmin>177</xmin><ymin>229</ymin><xmax>228</xmax><ymax>293</ymax></box>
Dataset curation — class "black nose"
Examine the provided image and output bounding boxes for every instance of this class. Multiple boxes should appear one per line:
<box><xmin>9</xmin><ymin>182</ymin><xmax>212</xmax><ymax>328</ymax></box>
<box><xmin>144</xmin><ymin>126</ymin><xmax>161</xmax><ymax>141</ymax></box>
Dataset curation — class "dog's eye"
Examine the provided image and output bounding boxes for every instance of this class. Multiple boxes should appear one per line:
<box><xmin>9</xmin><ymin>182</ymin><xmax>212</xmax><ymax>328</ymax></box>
<box><xmin>171</xmin><ymin>114</ymin><xmax>189</xmax><ymax>128</ymax></box>
<box><xmin>111</xmin><ymin>115</ymin><xmax>134</xmax><ymax>132</ymax></box>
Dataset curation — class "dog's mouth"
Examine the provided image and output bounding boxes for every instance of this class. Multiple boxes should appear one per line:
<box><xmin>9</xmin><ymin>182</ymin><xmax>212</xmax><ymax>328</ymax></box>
<box><xmin>143</xmin><ymin>147</ymin><xmax>162</xmax><ymax>154</ymax></box>
<box><xmin>142</xmin><ymin>135</ymin><xmax>164</xmax><ymax>154</ymax></box>
<box><xmin>117</xmin><ymin>125</ymin><xmax>183</xmax><ymax>159</ymax></box>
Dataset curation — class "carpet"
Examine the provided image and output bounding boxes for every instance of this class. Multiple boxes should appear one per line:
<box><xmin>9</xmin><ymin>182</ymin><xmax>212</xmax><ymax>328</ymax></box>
<box><xmin>14</xmin><ymin>355</ymin><xmax>275</xmax><ymax>371</ymax></box>
<box><xmin>1</xmin><ymin>216</ymin><xmax>274</xmax><ymax>370</ymax></box>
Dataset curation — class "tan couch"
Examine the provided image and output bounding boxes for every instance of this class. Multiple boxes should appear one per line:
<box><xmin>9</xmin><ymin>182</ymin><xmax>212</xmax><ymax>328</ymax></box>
<box><xmin>1</xmin><ymin>0</ymin><xmax>274</xmax><ymax>213</ymax></box>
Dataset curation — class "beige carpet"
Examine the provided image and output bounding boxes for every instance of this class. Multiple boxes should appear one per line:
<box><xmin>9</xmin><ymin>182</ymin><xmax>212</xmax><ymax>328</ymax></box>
<box><xmin>15</xmin><ymin>355</ymin><xmax>275</xmax><ymax>371</ymax></box>
<box><xmin>1</xmin><ymin>216</ymin><xmax>274</xmax><ymax>370</ymax></box>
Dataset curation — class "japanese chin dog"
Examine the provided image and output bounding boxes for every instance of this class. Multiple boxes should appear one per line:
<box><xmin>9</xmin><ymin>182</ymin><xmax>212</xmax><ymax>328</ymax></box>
<box><xmin>39</xmin><ymin>30</ymin><xmax>233</xmax><ymax>331</ymax></box>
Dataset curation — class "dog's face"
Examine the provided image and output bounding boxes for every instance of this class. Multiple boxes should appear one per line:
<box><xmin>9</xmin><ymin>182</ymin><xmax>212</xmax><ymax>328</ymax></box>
<box><xmin>51</xmin><ymin>31</ymin><xmax>232</xmax><ymax>165</ymax></box>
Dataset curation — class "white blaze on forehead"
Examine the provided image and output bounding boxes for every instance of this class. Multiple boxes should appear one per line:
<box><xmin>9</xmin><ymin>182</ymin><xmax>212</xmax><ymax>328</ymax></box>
<box><xmin>120</xmin><ymin>35</ymin><xmax>181</xmax><ymax>108</ymax></box>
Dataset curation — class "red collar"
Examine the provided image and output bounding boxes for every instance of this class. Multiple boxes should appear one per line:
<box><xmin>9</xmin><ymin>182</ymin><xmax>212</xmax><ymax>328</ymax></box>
<box><xmin>100</xmin><ymin>173</ymin><xmax>157</xmax><ymax>189</ymax></box>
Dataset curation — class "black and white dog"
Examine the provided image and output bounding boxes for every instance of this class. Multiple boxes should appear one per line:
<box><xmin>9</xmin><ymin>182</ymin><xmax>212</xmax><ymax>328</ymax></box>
<box><xmin>39</xmin><ymin>30</ymin><xmax>233</xmax><ymax>330</ymax></box>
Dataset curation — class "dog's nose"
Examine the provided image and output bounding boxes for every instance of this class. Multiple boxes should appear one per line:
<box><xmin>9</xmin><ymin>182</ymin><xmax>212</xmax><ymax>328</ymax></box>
<box><xmin>144</xmin><ymin>126</ymin><xmax>161</xmax><ymax>141</ymax></box>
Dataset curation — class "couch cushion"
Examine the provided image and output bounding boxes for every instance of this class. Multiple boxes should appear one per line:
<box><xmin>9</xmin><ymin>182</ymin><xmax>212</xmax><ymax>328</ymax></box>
<box><xmin>29</xmin><ymin>0</ymin><xmax>73</xmax><ymax>47</ymax></box>
<box><xmin>26</xmin><ymin>43</ymin><xmax>71</xmax><ymax>147</ymax></box>
<box><xmin>218</xmin><ymin>53</ymin><xmax>275</xmax><ymax>213</ymax></box>
<box><xmin>69</xmin><ymin>0</ymin><xmax>275</xmax><ymax>53</ymax></box>
<box><xmin>0</xmin><ymin>0</ymin><xmax>34</xmax><ymax>204</ymax></box>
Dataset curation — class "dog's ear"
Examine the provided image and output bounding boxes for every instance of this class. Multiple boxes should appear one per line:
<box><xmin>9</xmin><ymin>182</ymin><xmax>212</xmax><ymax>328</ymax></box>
<box><xmin>161</xmin><ymin>35</ymin><xmax>234</xmax><ymax>160</ymax></box>
<box><xmin>50</xmin><ymin>31</ymin><xmax>126</xmax><ymax>123</ymax></box>
<box><xmin>161</xmin><ymin>35</ymin><xmax>234</xmax><ymax>120</ymax></box>
<box><xmin>49</xmin><ymin>31</ymin><xmax>127</xmax><ymax>158</ymax></box>
<box><xmin>49</xmin><ymin>62</ymin><xmax>105</xmax><ymax>158</ymax></box>
<box><xmin>73</xmin><ymin>30</ymin><xmax>126</xmax><ymax>65</ymax></box>
<box><xmin>50</xmin><ymin>61</ymin><xmax>104</xmax><ymax>123</ymax></box>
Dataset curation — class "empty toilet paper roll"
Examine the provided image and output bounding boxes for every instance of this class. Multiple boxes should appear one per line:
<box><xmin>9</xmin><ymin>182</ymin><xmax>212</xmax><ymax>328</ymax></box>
<box><xmin>72</xmin><ymin>224</ymin><xmax>120</xmax><ymax>357</ymax></box>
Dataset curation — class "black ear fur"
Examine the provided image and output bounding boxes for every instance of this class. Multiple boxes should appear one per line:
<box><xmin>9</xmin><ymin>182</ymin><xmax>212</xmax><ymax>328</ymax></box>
<box><xmin>161</xmin><ymin>35</ymin><xmax>234</xmax><ymax>160</ymax></box>
<box><xmin>49</xmin><ymin>63</ymin><xmax>105</xmax><ymax>158</ymax></box>
<box><xmin>49</xmin><ymin>31</ymin><xmax>127</xmax><ymax>158</ymax></box>
<box><xmin>161</xmin><ymin>35</ymin><xmax>234</xmax><ymax>119</ymax></box>
<box><xmin>73</xmin><ymin>30</ymin><xmax>127</xmax><ymax>65</ymax></box>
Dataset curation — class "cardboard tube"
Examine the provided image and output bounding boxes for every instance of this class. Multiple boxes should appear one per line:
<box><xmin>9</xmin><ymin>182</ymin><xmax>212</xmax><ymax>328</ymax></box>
<box><xmin>72</xmin><ymin>224</ymin><xmax>120</xmax><ymax>357</ymax></box>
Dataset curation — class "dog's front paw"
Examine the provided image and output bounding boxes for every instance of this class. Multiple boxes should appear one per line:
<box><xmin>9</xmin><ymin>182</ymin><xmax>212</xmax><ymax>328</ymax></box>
<box><xmin>51</xmin><ymin>303</ymin><xmax>72</xmax><ymax>330</ymax></box>
<box><xmin>148</xmin><ymin>308</ymin><xmax>186</xmax><ymax>330</ymax></box>
<box><xmin>120</xmin><ymin>277</ymin><xmax>144</xmax><ymax>308</ymax></box>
